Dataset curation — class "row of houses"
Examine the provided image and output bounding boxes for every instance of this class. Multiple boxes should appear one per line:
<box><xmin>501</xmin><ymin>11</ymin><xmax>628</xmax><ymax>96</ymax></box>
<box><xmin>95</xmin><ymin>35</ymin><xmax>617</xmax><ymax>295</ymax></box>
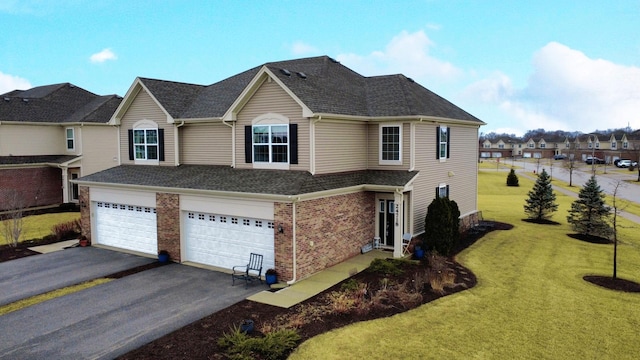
<box><xmin>1</xmin><ymin>55</ymin><xmax>485</xmax><ymax>283</ymax></box>
<box><xmin>480</xmin><ymin>132</ymin><xmax>640</xmax><ymax>163</ymax></box>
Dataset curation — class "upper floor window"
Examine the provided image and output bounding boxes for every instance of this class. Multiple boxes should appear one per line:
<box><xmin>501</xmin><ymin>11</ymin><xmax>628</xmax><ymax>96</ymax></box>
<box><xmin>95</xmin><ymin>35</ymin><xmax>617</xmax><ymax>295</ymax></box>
<box><xmin>253</xmin><ymin>125</ymin><xmax>288</xmax><ymax>163</ymax></box>
<box><xmin>436</xmin><ymin>183</ymin><xmax>449</xmax><ymax>198</ymax></box>
<box><xmin>66</xmin><ymin>128</ymin><xmax>75</xmax><ymax>150</ymax></box>
<box><xmin>623</xmin><ymin>141</ymin><xmax>629</xmax><ymax>149</ymax></box>
<box><xmin>498</xmin><ymin>144</ymin><xmax>504</xmax><ymax>149</ymax></box>
<box><xmin>134</xmin><ymin>129</ymin><xmax>158</xmax><ymax>160</ymax></box>
<box><xmin>565</xmin><ymin>142</ymin><xmax>570</xmax><ymax>148</ymax></box>
<box><xmin>540</xmin><ymin>143</ymin><xmax>546</xmax><ymax>148</ymax></box>
<box><xmin>595</xmin><ymin>142</ymin><xmax>600</xmax><ymax>149</ymax></box>
<box><xmin>528</xmin><ymin>143</ymin><xmax>534</xmax><ymax>148</ymax></box>
<box><xmin>611</xmin><ymin>142</ymin><xmax>617</xmax><ymax>149</ymax></box>
<box><xmin>380</xmin><ymin>124</ymin><xmax>402</xmax><ymax>165</ymax></box>
<box><xmin>483</xmin><ymin>143</ymin><xmax>491</xmax><ymax>149</ymax></box>
<box><xmin>437</xmin><ymin>126</ymin><xmax>449</xmax><ymax>160</ymax></box>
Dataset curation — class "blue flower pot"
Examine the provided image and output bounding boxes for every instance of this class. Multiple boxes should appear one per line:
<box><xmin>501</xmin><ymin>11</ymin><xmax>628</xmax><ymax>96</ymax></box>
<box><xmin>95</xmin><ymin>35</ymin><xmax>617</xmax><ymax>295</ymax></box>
<box><xmin>266</xmin><ymin>273</ymin><xmax>277</xmax><ymax>285</ymax></box>
<box><xmin>158</xmin><ymin>253</ymin><xmax>169</xmax><ymax>263</ymax></box>
<box><xmin>241</xmin><ymin>320</ymin><xmax>254</xmax><ymax>334</ymax></box>
<box><xmin>414</xmin><ymin>247</ymin><xmax>425</xmax><ymax>260</ymax></box>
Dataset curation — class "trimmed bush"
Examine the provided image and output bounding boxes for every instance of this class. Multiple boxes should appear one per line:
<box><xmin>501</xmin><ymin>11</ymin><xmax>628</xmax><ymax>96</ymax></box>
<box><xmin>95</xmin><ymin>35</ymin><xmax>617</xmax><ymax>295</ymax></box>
<box><xmin>424</xmin><ymin>197</ymin><xmax>460</xmax><ymax>256</ymax></box>
<box><xmin>506</xmin><ymin>168</ymin><xmax>519</xmax><ymax>186</ymax></box>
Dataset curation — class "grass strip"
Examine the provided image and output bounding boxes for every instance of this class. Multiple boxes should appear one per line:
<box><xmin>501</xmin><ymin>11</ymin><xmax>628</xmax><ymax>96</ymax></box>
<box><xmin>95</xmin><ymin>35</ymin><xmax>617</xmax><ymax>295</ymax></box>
<box><xmin>0</xmin><ymin>278</ymin><xmax>111</xmax><ymax>316</ymax></box>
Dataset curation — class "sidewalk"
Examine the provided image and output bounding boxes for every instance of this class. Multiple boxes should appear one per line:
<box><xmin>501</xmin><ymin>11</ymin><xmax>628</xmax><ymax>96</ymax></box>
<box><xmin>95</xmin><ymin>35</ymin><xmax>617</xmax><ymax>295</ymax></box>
<box><xmin>28</xmin><ymin>239</ymin><xmax>80</xmax><ymax>254</ymax></box>
<box><xmin>248</xmin><ymin>249</ymin><xmax>391</xmax><ymax>308</ymax></box>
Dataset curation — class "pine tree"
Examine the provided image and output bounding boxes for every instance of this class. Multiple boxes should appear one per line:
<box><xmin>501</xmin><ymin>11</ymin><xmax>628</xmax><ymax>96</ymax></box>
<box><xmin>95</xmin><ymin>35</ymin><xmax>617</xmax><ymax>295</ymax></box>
<box><xmin>524</xmin><ymin>169</ymin><xmax>557</xmax><ymax>221</ymax></box>
<box><xmin>506</xmin><ymin>168</ymin><xmax>519</xmax><ymax>186</ymax></box>
<box><xmin>566</xmin><ymin>176</ymin><xmax>612</xmax><ymax>238</ymax></box>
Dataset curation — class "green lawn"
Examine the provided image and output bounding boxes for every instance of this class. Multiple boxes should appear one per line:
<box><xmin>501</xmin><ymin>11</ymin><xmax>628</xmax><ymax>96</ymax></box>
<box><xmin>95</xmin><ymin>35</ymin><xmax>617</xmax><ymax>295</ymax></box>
<box><xmin>291</xmin><ymin>171</ymin><xmax>640</xmax><ymax>359</ymax></box>
<box><xmin>0</xmin><ymin>212</ymin><xmax>80</xmax><ymax>245</ymax></box>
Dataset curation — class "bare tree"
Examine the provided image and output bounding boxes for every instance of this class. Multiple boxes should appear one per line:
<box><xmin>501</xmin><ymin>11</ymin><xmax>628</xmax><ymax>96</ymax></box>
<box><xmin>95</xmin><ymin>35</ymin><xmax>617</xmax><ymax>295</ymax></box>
<box><xmin>563</xmin><ymin>151</ymin><xmax>578</xmax><ymax>186</ymax></box>
<box><xmin>1</xmin><ymin>190</ymin><xmax>25</xmax><ymax>248</ymax></box>
<box><xmin>610</xmin><ymin>181</ymin><xmax>629</xmax><ymax>279</ymax></box>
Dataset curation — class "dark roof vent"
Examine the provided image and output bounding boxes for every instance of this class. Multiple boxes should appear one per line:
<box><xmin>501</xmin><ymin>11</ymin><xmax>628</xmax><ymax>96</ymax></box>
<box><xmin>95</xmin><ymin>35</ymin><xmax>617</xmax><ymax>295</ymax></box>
<box><xmin>296</xmin><ymin>72</ymin><xmax>307</xmax><ymax>79</ymax></box>
<box><xmin>22</xmin><ymin>98</ymin><xmax>29</xmax><ymax>103</ymax></box>
<box><xmin>280</xmin><ymin>68</ymin><xmax>291</xmax><ymax>76</ymax></box>
<box><xmin>329</xmin><ymin>57</ymin><xmax>339</xmax><ymax>63</ymax></box>
<box><xmin>407</xmin><ymin>77</ymin><xmax>415</xmax><ymax>83</ymax></box>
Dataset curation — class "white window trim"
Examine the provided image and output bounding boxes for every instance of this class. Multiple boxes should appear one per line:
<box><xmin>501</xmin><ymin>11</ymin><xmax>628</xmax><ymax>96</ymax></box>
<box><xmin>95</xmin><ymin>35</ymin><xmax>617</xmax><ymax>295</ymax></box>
<box><xmin>379</xmin><ymin>123</ymin><xmax>402</xmax><ymax>165</ymax></box>
<box><xmin>439</xmin><ymin>125</ymin><xmax>448</xmax><ymax>161</ymax></box>
<box><xmin>251</xmin><ymin>124</ymin><xmax>290</xmax><ymax>169</ymax></box>
<box><xmin>438</xmin><ymin>183</ymin><xmax>448</xmax><ymax>198</ymax></box>
<box><xmin>133</xmin><ymin>128</ymin><xmax>159</xmax><ymax>164</ymax></box>
<box><xmin>65</xmin><ymin>127</ymin><xmax>75</xmax><ymax>151</ymax></box>
<box><xmin>251</xmin><ymin>113</ymin><xmax>290</xmax><ymax>170</ymax></box>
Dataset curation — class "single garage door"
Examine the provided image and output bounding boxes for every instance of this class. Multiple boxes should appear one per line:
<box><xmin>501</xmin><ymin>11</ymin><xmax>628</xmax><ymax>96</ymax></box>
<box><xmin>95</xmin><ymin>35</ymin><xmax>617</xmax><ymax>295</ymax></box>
<box><xmin>94</xmin><ymin>201</ymin><xmax>158</xmax><ymax>255</ymax></box>
<box><xmin>184</xmin><ymin>211</ymin><xmax>275</xmax><ymax>271</ymax></box>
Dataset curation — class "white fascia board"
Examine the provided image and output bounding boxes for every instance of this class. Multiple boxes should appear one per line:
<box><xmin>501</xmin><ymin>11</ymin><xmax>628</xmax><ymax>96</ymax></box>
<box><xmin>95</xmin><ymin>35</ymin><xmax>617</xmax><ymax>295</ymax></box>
<box><xmin>109</xmin><ymin>78</ymin><xmax>175</xmax><ymax>125</ymax></box>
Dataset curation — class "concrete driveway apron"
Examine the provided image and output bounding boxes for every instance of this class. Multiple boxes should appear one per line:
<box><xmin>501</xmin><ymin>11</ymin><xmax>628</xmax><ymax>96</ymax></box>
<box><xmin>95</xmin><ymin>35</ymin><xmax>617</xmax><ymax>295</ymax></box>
<box><xmin>0</xmin><ymin>249</ymin><xmax>263</xmax><ymax>359</ymax></box>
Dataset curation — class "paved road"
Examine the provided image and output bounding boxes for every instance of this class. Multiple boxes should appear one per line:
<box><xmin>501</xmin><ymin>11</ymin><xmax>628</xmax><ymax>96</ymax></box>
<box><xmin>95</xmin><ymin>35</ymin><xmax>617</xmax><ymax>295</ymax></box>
<box><xmin>0</xmin><ymin>248</ymin><xmax>263</xmax><ymax>359</ymax></box>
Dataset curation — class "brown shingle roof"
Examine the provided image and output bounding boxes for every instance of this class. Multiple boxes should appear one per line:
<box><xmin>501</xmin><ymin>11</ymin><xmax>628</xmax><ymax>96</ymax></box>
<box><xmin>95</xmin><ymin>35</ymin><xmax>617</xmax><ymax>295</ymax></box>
<box><xmin>77</xmin><ymin>165</ymin><xmax>418</xmax><ymax>196</ymax></box>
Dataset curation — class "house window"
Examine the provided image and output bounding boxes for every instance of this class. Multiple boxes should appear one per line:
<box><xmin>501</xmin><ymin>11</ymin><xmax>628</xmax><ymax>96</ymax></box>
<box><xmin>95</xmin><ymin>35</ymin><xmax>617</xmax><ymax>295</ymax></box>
<box><xmin>498</xmin><ymin>144</ymin><xmax>504</xmax><ymax>149</ymax></box>
<box><xmin>436</xmin><ymin>184</ymin><xmax>449</xmax><ymax>198</ymax></box>
<box><xmin>438</xmin><ymin>126</ymin><xmax>448</xmax><ymax>159</ymax></box>
<box><xmin>483</xmin><ymin>144</ymin><xmax>491</xmax><ymax>148</ymax></box>
<box><xmin>565</xmin><ymin>142</ymin><xmax>570</xmax><ymax>148</ymax></box>
<box><xmin>528</xmin><ymin>143</ymin><xmax>534</xmax><ymax>148</ymax></box>
<box><xmin>66</xmin><ymin>128</ymin><xmax>75</xmax><ymax>150</ymax></box>
<box><xmin>253</xmin><ymin>125</ymin><xmax>288</xmax><ymax>163</ymax></box>
<box><xmin>623</xmin><ymin>142</ymin><xmax>628</xmax><ymax>149</ymax></box>
<box><xmin>380</xmin><ymin>124</ymin><xmax>402</xmax><ymax>164</ymax></box>
<box><xmin>611</xmin><ymin>142</ymin><xmax>617</xmax><ymax>149</ymax></box>
<box><xmin>133</xmin><ymin>129</ymin><xmax>158</xmax><ymax>160</ymax></box>
<box><xmin>595</xmin><ymin>142</ymin><xmax>600</xmax><ymax>149</ymax></box>
<box><xmin>540</xmin><ymin>143</ymin><xmax>546</xmax><ymax>148</ymax></box>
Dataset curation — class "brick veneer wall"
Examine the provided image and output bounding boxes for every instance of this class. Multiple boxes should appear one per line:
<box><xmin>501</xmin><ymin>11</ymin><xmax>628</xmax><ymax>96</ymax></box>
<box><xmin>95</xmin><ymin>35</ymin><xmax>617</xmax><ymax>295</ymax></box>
<box><xmin>156</xmin><ymin>193</ymin><xmax>181</xmax><ymax>262</ymax></box>
<box><xmin>0</xmin><ymin>167</ymin><xmax>62</xmax><ymax>211</ymax></box>
<box><xmin>275</xmin><ymin>191</ymin><xmax>375</xmax><ymax>282</ymax></box>
<box><xmin>79</xmin><ymin>186</ymin><xmax>91</xmax><ymax>240</ymax></box>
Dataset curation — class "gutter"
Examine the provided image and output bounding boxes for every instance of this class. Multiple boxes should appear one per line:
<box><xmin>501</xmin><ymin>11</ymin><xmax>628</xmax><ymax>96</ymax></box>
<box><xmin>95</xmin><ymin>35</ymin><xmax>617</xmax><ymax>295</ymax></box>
<box><xmin>287</xmin><ymin>196</ymin><xmax>301</xmax><ymax>285</ymax></box>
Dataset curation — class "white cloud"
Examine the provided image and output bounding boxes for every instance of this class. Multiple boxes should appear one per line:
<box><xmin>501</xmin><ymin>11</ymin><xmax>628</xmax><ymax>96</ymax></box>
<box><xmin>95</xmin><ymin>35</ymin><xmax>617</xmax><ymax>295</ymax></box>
<box><xmin>90</xmin><ymin>48</ymin><xmax>117</xmax><ymax>63</ymax></box>
<box><xmin>0</xmin><ymin>71</ymin><xmax>31</xmax><ymax>94</ymax></box>
<box><xmin>463</xmin><ymin>42</ymin><xmax>640</xmax><ymax>133</ymax></box>
<box><xmin>336</xmin><ymin>30</ymin><xmax>462</xmax><ymax>81</ymax></box>
<box><xmin>290</xmin><ymin>41</ymin><xmax>319</xmax><ymax>56</ymax></box>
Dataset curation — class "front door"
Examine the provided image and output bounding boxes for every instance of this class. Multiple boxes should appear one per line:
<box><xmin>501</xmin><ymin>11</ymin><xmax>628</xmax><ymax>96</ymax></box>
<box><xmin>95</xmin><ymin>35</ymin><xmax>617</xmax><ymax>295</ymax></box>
<box><xmin>378</xmin><ymin>199</ymin><xmax>395</xmax><ymax>247</ymax></box>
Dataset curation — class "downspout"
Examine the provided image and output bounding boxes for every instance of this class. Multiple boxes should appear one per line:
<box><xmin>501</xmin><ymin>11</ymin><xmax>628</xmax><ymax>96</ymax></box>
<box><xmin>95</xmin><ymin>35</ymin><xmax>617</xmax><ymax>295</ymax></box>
<box><xmin>222</xmin><ymin>119</ymin><xmax>235</xmax><ymax>167</ymax></box>
<box><xmin>286</xmin><ymin>197</ymin><xmax>300</xmax><ymax>285</ymax></box>
<box><xmin>175</xmin><ymin>121</ymin><xmax>185</xmax><ymax>166</ymax></box>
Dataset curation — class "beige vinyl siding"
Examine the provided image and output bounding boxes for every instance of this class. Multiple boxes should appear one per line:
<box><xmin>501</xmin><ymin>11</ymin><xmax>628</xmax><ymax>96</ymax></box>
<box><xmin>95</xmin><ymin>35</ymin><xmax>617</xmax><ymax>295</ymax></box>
<box><xmin>235</xmin><ymin>78</ymin><xmax>309</xmax><ymax>171</ymax></box>
<box><xmin>0</xmin><ymin>124</ymin><xmax>64</xmax><ymax>155</ymax></box>
<box><xmin>119</xmin><ymin>88</ymin><xmax>175</xmax><ymax>166</ymax></box>
<box><xmin>411</xmin><ymin>123</ymin><xmax>479</xmax><ymax>234</ymax></box>
<box><xmin>179</xmin><ymin>122</ymin><xmax>232</xmax><ymax>165</ymax></box>
<box><xmin>79</xmin><ymin>125</ymin><xmax>119</xmax><ymax>175</ymax></box>
<box><xmin>314</xmin><ymin>121</ymin><xmax>367</xmax><ymax>174</ymax></box>
<box><xmin>367</xmin><ymin>122</ymin><xmax>410</xmax><ymax>171</ymax></box>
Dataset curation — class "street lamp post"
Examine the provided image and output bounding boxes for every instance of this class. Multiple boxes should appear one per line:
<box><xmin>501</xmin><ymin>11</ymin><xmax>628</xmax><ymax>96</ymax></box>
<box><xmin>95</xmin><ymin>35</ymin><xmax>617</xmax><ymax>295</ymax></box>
<box><xmin>590</xmin><ymin>134</ymin><xmax>596</xmax><ymax>176</ymax></box>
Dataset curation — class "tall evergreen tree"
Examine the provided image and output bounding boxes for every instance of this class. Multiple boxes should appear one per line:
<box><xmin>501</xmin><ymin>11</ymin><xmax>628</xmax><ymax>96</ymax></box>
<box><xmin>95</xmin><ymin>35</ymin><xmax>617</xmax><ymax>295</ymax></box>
<box><xmin>566</xmin><ymin>176</ymin><xmax>612</xmax><ymax>238</ymax></box>
<box><xmin>424</xmin><ymin>197</ymin><xmax>460</xmax><ymax>256</ymax></box>
<box><xmin>524</xmin><ymin>169</ymin><xmax>558</xmax><ymax>221</ymax></box>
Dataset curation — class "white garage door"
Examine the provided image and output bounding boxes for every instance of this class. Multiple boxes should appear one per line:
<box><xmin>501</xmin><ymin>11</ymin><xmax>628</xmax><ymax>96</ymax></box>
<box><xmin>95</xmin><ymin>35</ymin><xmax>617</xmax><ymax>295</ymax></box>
<box><xmin>94</xmin><ymin>202</ymin><xmax>158</xmax><ymax>255</ymax></box>
<box><xmin>184</xmin><ymin>211</ymin><xmax>275</xmax><ymax>271</ymax></box>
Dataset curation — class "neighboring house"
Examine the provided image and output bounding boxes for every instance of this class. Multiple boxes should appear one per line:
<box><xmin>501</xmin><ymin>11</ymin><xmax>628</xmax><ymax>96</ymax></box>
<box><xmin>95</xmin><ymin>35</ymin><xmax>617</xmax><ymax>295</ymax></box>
<box><xmin>0</xmin><ymin>83</ymin><xmax>121</xmax><ymax>212</ymax></box>
<box><xmin>75</xmin><ymin>56</ymin><xmax>485</xmax><ymax>283</ymax></box>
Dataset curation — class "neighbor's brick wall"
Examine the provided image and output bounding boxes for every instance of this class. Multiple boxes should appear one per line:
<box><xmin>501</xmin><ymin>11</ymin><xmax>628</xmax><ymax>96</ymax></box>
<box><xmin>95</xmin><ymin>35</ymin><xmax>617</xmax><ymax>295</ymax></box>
<box><xmin>0</xmin><ymin>167</ymin><xmax>62</xmax><ymax>211</ymax></box>
<box><xmin>79</xmin><ymin>186</ymin><xmax>91</xmax><ymax>240</ymax></box>
<box><xmin>275</xmin><ymin>191</ymin><xmax>375</xmax><ymax>282</ymax></box>
<box><xmin>156</xmin><ymin>193</ymin><xmax>181</xmax><ymax>261</ymax></box>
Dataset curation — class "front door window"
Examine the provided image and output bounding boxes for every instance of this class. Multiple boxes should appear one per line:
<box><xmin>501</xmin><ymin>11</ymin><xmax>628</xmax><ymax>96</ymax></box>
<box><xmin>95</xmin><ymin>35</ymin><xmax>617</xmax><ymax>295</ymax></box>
<box><xmin>378</xmin><ymin>199</ymin><xmax>395</xmax><ymax>246</ymax></box>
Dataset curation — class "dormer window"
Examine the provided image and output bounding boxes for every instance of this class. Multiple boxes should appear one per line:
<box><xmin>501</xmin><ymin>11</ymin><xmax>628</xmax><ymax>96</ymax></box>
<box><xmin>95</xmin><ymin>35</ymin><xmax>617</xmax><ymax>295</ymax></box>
<box><xmin>66</xmin><ymin>128</ymin><xmax>75</xmax><ymax>150</ymax></box>
<box><xmin>253</xmin><ymin>125</ymin><xmax>289</xmax><ymax>163</ymax></box>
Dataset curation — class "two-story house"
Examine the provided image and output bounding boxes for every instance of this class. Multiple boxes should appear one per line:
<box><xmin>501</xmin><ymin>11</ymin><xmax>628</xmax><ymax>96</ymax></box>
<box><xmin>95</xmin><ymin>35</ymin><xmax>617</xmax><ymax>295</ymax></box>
<box><xmin>75</xmin><ymin>56</ymin><xmax>485</xmax><ymax>283</ymax></box>
<box><xmin>0</xmin><ymin>83</ymin><xmax>121</xmax><ymax>212</ymax></box>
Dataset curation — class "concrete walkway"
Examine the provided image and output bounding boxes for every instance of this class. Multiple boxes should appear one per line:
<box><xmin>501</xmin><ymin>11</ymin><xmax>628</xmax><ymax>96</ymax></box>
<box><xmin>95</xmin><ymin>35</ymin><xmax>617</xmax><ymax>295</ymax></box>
<box><xmin>28</xmin><ymin>239</ymin><xmax>79</xmax><ymax>253</ymax></box>
<box><xmin>248</xmin><ymin>250</ymin><xmax>391</xmax><ymax>308</ymax></box>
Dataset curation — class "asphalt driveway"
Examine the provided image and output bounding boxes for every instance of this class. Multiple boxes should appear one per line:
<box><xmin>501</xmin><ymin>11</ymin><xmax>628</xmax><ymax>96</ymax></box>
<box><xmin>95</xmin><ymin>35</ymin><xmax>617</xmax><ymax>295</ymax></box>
<box><xmin>0</xmin><ymin>247</ymin><xmax>263</xmax><ymax>359</ymax></box>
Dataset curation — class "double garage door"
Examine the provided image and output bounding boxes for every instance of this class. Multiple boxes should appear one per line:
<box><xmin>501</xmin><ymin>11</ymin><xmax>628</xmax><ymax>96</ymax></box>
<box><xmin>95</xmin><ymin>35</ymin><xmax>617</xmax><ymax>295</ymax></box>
<box><xmin>92</xmin><ymin>190</ymin><xmax>275</xmax><ymax>271</ymax></box>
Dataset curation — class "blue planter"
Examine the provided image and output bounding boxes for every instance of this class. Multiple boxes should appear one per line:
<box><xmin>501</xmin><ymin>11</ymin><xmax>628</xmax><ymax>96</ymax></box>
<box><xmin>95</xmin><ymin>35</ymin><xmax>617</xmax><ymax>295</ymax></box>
<box><xmin>158</xmin><ymin>253</ymin><xmax>169</xmax><ymax>263</ymax></box>
<box><xmin>414</xmin><ymin>247</ymin><xmax>425</xmax><ymax>260</ymax></box>
<box><xmin>241</xmin><ymin>320</ymin><xmax>254</xmax><ymax>334</ymax></box>
<box><xmin>265</xmin><ymin>273</ymin><xmax>277</xmax><ymax>285</ymax></box>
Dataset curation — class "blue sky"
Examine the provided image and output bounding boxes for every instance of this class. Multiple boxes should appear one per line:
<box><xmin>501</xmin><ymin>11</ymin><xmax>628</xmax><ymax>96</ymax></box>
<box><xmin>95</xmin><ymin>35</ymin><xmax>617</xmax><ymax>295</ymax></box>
<box><xmin>1</xmin><ymin>0</ymin><xmax>638</xmax><ymax>136</ymax></box>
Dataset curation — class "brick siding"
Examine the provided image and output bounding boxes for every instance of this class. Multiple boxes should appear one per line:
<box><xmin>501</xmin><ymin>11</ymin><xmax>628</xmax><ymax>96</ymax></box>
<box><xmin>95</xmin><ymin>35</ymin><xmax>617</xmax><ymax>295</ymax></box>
<box><xmin>275</xmin><ymin>191</ymin><xmax>375</xmax><ymax>282</ymax></box>
<box><xmin>79</xmin><ymin>186</ymin><xmax>91</xmax><ymax>240</ymax></box>
<box><xmin>156</xmin><ymin>193</ymin><xmax>181</xmax><ymax>261</ymax></box>
<box><xmin>0</xmin><ymin>167</ymin><xmax>62</xmax><ymax>211</ymax></box>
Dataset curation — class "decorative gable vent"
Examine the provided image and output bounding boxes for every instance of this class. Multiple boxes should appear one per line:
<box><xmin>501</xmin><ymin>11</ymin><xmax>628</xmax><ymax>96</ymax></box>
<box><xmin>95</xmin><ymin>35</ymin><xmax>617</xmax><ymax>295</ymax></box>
<box><xmin>280</xmin><ymin>68</ymin><xmax>291</xmax><ymax>76</ymax></box>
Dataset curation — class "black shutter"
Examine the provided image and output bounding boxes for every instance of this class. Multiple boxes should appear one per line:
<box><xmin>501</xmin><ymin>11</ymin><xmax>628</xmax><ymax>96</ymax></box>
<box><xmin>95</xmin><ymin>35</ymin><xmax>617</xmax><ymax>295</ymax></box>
<box><xmin>446</xmin><ymin>185</ymin><xmax>450</xmax><ymax>197</ymax></box>
<box><xmin>447</xmin><ymin>127</ymin><xmax>451</xmax><ymax>159</ymax></box>
<box><xmin>128</xmin><ymin>129</ymin><xmax>134</xmax><ymax>160</ymax></box>
<box><xmin>290</xmin><ymin>123</ymin><xmax>298</xmax><ymax>164</ymax></box>
<box><xmin>158</xmin><ymin>129</ymin><xmax>165</xmax><ymax>162</ymax></box>
<box><xmin>435</xmin><ymin>186</ymin><xmax>439</xmax><ymax>198</ymax></box>
<box><xmin>244</xmin><ymin>126</ymin><xmax>252</xmax><ymax>163</ymax></box>
<box><xmin>436</xmin><ymin>126</ymin><xmax>441</xmax><ymax>159</ymax></box>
